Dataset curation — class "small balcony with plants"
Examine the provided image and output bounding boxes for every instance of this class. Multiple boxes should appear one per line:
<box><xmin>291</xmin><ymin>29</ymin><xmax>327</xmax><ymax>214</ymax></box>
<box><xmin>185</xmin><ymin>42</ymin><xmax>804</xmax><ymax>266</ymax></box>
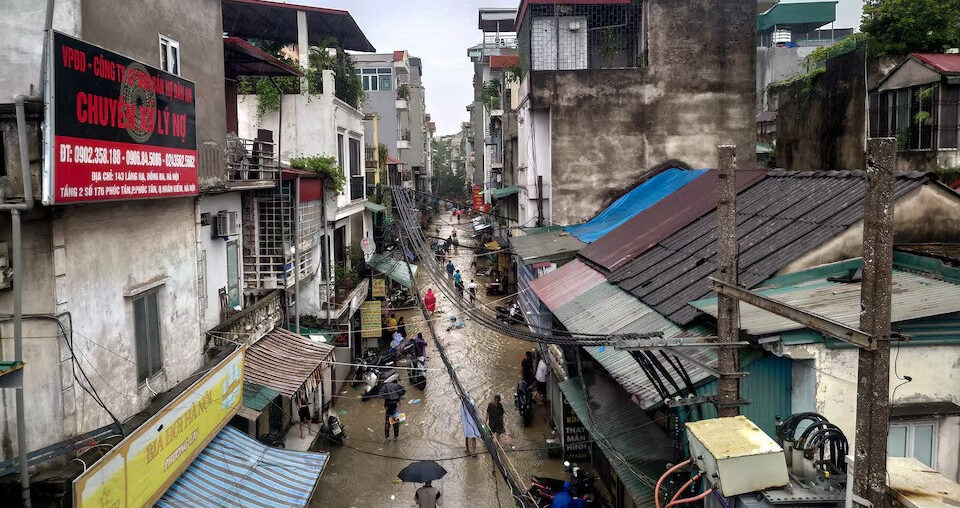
<box><xmin>397</xmin><ymin>129</ymin><xmax>411</xmax><ymax>150</ymax></box>
<box><xmin>396</xmin><ymin>83</ymin><xmax>410</xmax><ymax>110</ymax></box>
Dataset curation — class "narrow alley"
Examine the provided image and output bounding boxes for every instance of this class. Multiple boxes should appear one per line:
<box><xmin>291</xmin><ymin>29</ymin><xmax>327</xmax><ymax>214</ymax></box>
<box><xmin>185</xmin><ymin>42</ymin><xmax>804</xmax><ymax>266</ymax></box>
<box><xmin>315</xmin><ymin>216</ymin><xmax>565</xmax><ymax>507</ymax></box>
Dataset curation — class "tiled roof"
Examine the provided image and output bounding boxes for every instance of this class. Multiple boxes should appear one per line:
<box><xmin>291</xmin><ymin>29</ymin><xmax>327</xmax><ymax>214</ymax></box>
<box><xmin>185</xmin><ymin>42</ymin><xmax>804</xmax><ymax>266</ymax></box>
<box><xmin>609</xmin><ymin>170</ymin><xmax>934</xmax><ymax>326</ymax></box>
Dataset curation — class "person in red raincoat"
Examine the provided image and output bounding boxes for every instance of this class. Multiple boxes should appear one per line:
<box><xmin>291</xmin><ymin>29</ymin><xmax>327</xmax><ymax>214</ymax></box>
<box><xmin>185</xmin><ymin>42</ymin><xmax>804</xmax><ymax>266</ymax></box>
<box><xmin>424</xmin><ymin>288</ymin><xmax>436</xmax><ymax>314</ymax></box>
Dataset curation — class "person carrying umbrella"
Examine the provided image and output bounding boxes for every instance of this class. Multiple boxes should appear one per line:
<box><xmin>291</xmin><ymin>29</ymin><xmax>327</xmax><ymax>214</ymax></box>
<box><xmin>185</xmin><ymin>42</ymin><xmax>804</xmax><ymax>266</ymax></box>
<box><xmin>398</xmin><ymin>460</ymin><xmax>447</xmax><ymax>508</ymax></box>
<box><xmin>371</xmin><ymin>381</ymin><xmax>405</xmax><ymax>441</ymax></box>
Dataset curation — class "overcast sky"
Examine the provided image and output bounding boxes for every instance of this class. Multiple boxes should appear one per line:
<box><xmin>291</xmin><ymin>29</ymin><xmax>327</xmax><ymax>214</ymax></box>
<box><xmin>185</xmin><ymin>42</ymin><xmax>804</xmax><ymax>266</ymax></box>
<box><xmin>300</xmin><ymin>0</ymin><xmax>865</xmax><ymax>136</ymax></box>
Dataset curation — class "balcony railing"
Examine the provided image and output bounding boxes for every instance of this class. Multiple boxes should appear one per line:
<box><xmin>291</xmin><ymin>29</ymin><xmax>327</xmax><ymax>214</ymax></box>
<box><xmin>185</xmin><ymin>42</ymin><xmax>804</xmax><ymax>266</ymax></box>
<box><xmin>225</xmin><ymin>135</ymin><xmax>281</xmax><ymax>184</ymax></box>
<box><xmin>483</xmin><ymin>33</ymin><xmax>518</xmax><ymax>48</ymax></box>
<box><xmin>206</xmin><ymin>289</ymin><xmax>283</xmax><ymax>348</ymax></box>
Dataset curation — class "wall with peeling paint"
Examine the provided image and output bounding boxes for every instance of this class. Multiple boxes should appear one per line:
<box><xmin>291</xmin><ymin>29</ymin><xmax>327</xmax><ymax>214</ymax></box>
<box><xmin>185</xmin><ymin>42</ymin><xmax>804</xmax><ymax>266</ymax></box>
<box><xmin>785</xmin><ymin>343</ymin><xmax>960</xmax><ymax>481</ymax></box>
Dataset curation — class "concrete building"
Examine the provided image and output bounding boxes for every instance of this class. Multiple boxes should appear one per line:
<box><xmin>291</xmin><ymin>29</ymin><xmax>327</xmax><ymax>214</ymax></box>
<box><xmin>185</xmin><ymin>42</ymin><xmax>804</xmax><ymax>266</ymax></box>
<box><xmin>514</xmin><ymin>0</ymin><xmax>756</xmax><ymax>227</ymax></box>
<box><xmin>353</xmin><ymin>51</ymin><xmax>432</xmax><ymax>191</ymax></box>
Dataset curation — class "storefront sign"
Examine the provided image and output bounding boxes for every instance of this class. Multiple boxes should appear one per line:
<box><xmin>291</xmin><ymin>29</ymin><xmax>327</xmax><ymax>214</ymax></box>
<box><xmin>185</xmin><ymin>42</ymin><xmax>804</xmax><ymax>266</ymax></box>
<box><xmin>472</xmin><ymin>185</ymin><xmax>482</xmax><ymax>211</ymax></box>
<box><xmin>372</xmin><ymin>277</ymin><xmax>386</xmax><ymax>298</ymax></box>
<box><xmin>360</xmin><ymin>300</ymin><xmax>382</xmax><ymax>338</ymax></box>
<box><xmin>73</xmin><ymin>348</ymin><xmax>243</xmax><ymax>508</ymax></box>
<box><xmin>48</xmin><ymin>31</ymin><xmax>198</xmax><ymax>204</ymax></box>
<box><xmin>562</xmin><ymin>399</ymin><xmax>590</xmax><ymax>461</ymax></box>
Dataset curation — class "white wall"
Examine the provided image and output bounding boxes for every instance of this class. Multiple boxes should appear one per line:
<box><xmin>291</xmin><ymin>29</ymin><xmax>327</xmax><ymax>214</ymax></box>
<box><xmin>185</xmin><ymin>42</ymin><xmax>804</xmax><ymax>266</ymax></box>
<box><xmin>785</xmin><ymin>343</ymin><xmax>960</xmax><ymax>480</ymax></box>
<box><xmin>197</xmin><ymin>193</ymin><xmax>243</xmax><ymax>331</ymax></box>
<box><xmin>0</xmin><ymin>0</ymin><xmax>81</xmax><ymax>102</ymax></box>
<box><xmin>516</xmin><ymin>101</ymin><xmax>552</xmax><ymax>227</ymax></box>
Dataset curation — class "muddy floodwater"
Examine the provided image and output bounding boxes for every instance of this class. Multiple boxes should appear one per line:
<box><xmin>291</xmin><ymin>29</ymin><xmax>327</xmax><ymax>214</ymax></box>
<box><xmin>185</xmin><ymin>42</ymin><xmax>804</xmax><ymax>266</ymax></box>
<box><xmin>313</xmin><ymin>217</ymin><xmax>565</xmax><ymax>507</ymax></box>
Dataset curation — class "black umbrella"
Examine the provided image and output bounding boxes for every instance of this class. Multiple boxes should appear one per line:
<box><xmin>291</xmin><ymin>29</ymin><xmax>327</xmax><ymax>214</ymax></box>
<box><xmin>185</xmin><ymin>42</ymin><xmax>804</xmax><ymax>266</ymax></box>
<box><xmin>398</xmin><ymin>460</ymin><xmax>448</xmax><ymax>483</ymax></box>
<box><xmin>366</xmin><ymin>381</ymin><xmax>406</xmax><ymax>402</ymax></box>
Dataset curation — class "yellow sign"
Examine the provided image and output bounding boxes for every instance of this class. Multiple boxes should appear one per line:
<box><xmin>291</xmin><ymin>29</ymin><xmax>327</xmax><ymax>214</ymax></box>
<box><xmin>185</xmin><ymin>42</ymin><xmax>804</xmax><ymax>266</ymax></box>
<box><xmin>372</xmin><ymin>277</ymin><xmax>386</xmax><ymax>298</ymax></box>
<box><xmin>498</xmin><ymin>253</ymin><xmax>508</xmax><ymax>273</ymax></box>
<box><xmin>361</xmin><ymin>300</ymin><xmax>382</xmax><ymax>338</ymax></box>
<box><xmin>73</xmin><ymin>347</ymin><xmax>244</xmax><ymax>508</ymax></box>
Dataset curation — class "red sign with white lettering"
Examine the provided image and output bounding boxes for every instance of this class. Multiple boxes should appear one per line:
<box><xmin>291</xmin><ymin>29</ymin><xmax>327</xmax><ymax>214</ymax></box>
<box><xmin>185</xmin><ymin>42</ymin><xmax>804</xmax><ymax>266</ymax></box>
<box><xmin>49</xmin><ymin>31</ymin><xmax>198</xmax><ymax>204</ymax></box>
<box><xmin>472</xmin><ymin>185</ymin><xmax>482</xmax><ymax>211</ymax></box>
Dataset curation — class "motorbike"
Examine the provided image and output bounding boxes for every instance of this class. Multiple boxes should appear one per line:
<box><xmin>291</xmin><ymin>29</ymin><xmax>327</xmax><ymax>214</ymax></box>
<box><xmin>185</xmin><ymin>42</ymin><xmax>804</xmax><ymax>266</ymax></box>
<box><xmin>409</xmin><ymin>355</ymin><xmax>427</xmax><ymax>390</ymax></box>
<box><xmin>320</xmin><ymin>411</ymin><xmax>346</xmax><ymax>445</ymax></box>
<box><xmin>351</xmin><ymin>349</ymin><xmax>396</xmax><ymax>388</ymax></box>
<box><xmin>361</xmin><ymin>366</ymin><xmax>401</xmax><ymax>401</ymax></box>
<box><xmin>496</xmin><ymin>301</ymin><xmax>523</xmax><ymax>324</ymax></box>
<box><xmin>529</xmin><ymin>463</ymin><xmax>603</xmax><ymax>507</ymax></box>
<box><xmin>388</xmin><ymin>287</ymin><xmax>417</xmax><ymax>309</ymax></box>
<box><xmin>514</xmin><ymin>381</ymin><xmax>533</xmax><ymax>427</ymax></box>
<box><xmin>485</xmin><ymin>277</ymin><xmax>505</xmax><ymax>295</ymax></box>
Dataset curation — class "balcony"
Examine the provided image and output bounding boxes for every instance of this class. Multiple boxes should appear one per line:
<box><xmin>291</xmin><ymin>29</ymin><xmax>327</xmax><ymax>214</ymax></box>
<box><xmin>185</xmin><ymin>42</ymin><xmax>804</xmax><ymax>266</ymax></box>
<box><xmin>201</xmin><ymin>135</ymin><xmax>281</xmax><ymax>192</ymax></box>
<box><xmin>318</xmin><ymin>277</ymin><xmax>369</xmax><ymax>321</ymax></box>
<box><xmin>395</xmin><ymin>99</ymin><xmax>409</xmax><ymax>110</ymax></box>
<box><xmin>205</xmin><ymin>289</ymin><xmax>283</xmax><ymax>348</ymax></box>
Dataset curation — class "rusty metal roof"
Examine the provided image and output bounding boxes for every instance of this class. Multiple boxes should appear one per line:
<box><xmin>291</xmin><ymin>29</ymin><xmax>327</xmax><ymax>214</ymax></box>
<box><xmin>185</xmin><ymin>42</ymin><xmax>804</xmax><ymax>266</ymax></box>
<box><xmin>610</xmin><ymin>170</ymin><xmax>934</xmax><ymax>326</ymax></box>
<box><xmin>580</xmin><ymin>170</ymin><xmax>767</xmax><ymax>272</ymax></box>
<box><xmin>528</xmin><ymin>258</ymin><xmax>605</xmax><ymax>311</ymax></box>
<box><xmin>245</xmin><ymin>328</ymin><xmax>334</xmax><ymax>397</ymax></box>
<box><xmin>913</xmin><ymin>53</ymin><xmax>960</xmax><ymax>74</ymax></box>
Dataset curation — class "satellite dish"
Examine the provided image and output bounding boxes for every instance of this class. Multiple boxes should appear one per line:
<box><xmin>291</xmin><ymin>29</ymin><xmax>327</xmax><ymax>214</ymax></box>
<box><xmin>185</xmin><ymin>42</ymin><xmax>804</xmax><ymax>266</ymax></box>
<box><xmin>361</xmin><ymin>237</ymin><xmax>376</xmax><ymax>260</ymax></box>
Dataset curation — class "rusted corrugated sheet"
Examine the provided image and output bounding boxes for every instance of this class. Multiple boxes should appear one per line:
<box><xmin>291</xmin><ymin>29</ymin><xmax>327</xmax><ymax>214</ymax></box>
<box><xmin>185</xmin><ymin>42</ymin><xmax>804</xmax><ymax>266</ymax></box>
<box><xmin>610</xmin><ymin>170</ymin><xmax>933</xmax><ymax>326</ymax></box>
<box><xmin>528</xmin><ymin>259</ymin><xmax>605</xmax><ymax>312</ymax></box>
<box><xmin>245</xmin><ymin>328</ymin><xmax>334</xmax><ymax>397</ymax></box>
<box><xmin>580</xmin><ymin>170</ymin><xmax>767</xmax><ymax>272</ymax></box>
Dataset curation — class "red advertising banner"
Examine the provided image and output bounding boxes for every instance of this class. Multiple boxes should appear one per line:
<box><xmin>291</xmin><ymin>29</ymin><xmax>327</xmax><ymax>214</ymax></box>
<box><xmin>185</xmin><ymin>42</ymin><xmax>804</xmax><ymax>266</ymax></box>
<box><xmin>48</xmin><ymin>31</ymin><xmax>198</xmax><ymax>204</ymax></box>
<box><xmin>472</xmin><ymin>185</ymin><xmax>482</xmax><ymax>211</ymax></box>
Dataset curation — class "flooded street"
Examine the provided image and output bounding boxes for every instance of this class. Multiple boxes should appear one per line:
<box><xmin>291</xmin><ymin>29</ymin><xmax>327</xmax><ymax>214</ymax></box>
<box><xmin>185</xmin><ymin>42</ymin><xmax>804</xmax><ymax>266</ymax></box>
<box><xmin>314</xmin><ymin>217</ymin><xmax>565</xmax><ymax>507</ymax></box>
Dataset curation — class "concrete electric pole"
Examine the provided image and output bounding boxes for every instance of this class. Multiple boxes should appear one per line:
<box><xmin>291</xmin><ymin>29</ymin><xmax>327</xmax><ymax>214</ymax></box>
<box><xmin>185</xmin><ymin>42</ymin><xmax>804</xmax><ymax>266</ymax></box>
<box><xmin>715</xmin><ymin>145</ymin><xmax>741</xmax><ymax>417</ymax></box>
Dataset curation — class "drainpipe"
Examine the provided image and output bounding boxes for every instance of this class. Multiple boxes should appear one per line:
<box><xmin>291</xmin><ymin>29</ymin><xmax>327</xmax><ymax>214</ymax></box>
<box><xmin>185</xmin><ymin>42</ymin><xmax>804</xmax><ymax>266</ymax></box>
<box><xmin>268</xmin><ymin>77</ymin><xmax>283</xmax><ymax>160</ymax></box>
<box><xmin>8</xmin><ymin>96</ymin><xmax>38</xmax><ymax>508</ymax></box>
<box><xmin>294</xmin><ymin>176</ymin><xmax>301</xmax><ymax>334</ymax></box>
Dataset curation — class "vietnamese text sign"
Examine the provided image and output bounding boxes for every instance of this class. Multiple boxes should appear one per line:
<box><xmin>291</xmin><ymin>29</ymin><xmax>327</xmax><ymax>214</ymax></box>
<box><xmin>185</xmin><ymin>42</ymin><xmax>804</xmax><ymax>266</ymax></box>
<box><xmin>73</xmin><ymin>348</ymin><xmax>243</xmax><ymax>508</ymax></box>
<box><xmin>49</xmin><ymin>31</ymin><xmax>198</xmax><ymax>204</ymax></box>
<box><xmin>472</xmin><ymin>185</ymin><xmax>482</xmax><ymax>211</ymax></box>
<box><xmin>372</xmin><ymin>277</ymin><xmax>386</xmax><ymax>298</ymax></box>
<box><xmin>562</xmin><ymin>399</ymin><xmax>590</xmax><ymax>461</ymax></box>
<box><xmin>361</xmin><ymin>300</ymin><xmax>383</xmax><ymax>338</ymax></box>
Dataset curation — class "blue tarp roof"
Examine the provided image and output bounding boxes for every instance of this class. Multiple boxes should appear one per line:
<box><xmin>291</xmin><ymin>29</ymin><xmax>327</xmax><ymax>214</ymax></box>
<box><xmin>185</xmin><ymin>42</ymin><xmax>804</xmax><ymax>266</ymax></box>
<box><xmin>563</xmin><ymin>169</ymin><xmax>706</xmax><ymax>243</ymax></box>
<box><xmin>158</xmin><ymin>425</ymin><xmax>329</xmax><ymax>507</ymax></box>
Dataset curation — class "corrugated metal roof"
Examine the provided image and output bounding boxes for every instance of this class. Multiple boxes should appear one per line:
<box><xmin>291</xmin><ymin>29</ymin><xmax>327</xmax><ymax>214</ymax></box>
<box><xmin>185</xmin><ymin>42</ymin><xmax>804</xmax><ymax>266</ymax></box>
<box><xmin>610</xmin><ymin>170</ymin><xmax>934</xmax><ymax>326</ymax></box>
<box><xmin>549</xmin><ymin>275</ymin><xmax>716</xmax><ymax>409</ymax></box>
<box><xmin>369</xmin><ymin>253</ymin><xmax>418</xmax><ymax>288</ymax></box>
<box><xmin>528</xmin><ymin>258</ymin><xmax>605</xmax><ymax>311</ymax></box>
<box><xmin>158</xmin><ymin>425</ymin><xmax>328</xmax><ymax>508</ymax></box>
<box><xmin>757</xmin><ymin>1</ymin><xmax>836</xmax><ymax>31</ymax></box>
<box><xmin>243</xmin><ymin>380</ymin><xmax>280</xmax><ymax>412</ymax></box>
<box><xmin>913</xmin><ymin>53</ymin><xmax>960</xmax><ymax>74</ymax></box>
<box><xmin>245</xmin><ymin>328</ymin><xmax>334</xmax><ymax>397</ymax></box>
<box><xmin>580</xmin><ymin>170</ymin><xmax>767</xmax><ymax>272</ymax></box>
<box><xmin>692</xmin><ymin>269</ymin><xmax>960</xmax><ymax>336</ymax></box>
<box><xmin>558</xmin><ymin>376</ymin><xmax>671</xmax><ymax>508</ymax></box>
<box><xmin>564</xmin><ymin>169</ymin><xmax>707</xmax><ymax>244</ymax></box>
<box><xmin>512</xmin><ymin>229</ymin><xmax>585</xmax><ymax>265</ymax></box>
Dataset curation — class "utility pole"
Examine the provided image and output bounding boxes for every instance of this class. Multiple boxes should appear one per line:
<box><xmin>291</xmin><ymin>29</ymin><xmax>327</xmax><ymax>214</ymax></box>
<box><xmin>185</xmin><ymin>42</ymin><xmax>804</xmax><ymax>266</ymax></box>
<box><xmin>715</xmin><ymin>145</ymin><xmax>741</xmax><ymax>417</ymax></box>
<box><xmin>852</xmin><ymin>138</ymin><xmax>896</xmax><ymax>508</ymax></box>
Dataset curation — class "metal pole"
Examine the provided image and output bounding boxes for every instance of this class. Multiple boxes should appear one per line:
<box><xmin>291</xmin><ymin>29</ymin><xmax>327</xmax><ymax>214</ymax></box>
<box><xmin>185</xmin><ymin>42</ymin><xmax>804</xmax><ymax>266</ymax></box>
<box><xmin>715</xmin><ymin>145</ymin><xmax>741</xmax><ymax>417</ymax></box>
<box><xmin>294</xmin><ymin>176</ymin><xmax>301</xmax><ymax>334</ymax></box>
<box><xmin>852</xmin><ymin>138</ymin><xmax>896</xmax><ymax>508</ymax></box>
<box><xmin>12</xmin><ymin>209</ymin><xmax>30</xmax><ymax>508</ymax></box>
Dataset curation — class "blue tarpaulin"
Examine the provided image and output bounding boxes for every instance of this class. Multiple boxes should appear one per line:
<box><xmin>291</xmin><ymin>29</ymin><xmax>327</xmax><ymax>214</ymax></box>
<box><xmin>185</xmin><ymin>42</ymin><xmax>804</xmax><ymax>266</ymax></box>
<box><xmin>563</xmin><ymin>168</ymin><xmax>706</xmax><ymax>243</ymax></box>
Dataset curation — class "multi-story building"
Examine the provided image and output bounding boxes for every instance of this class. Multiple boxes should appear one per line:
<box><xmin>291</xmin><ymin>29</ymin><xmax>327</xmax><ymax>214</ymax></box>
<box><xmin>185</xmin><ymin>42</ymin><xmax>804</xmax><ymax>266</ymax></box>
<box><xmin>0</xmin><ymin>0</ymin><xmax>375</xmax><ymax>499</ymax></box>
<box><xmin>514</xmin><ymin>0</ymin><xmax>755</xmax><ymax>227</ymax></box>
<box><xmin>353</xmin><ymin>51</ymin><xmax>432</xmax><ymax>191</ymax></box>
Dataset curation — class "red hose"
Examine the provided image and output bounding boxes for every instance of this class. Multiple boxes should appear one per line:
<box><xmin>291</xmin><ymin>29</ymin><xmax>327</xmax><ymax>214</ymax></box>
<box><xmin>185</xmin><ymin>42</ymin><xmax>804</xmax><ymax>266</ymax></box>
<box><xmin>655</xmin><ymin>459</ymin><xmax>692</xmax><ymax>508</ymax></box>
<box><xmin>665</xmin><ymin>488</ymin><xmax>715</xmax><ymax>508</ymax></box>
<box><xmin>669</xmin><ymin>473</ymin><xmax>703</xmax><ymax>505</ymax></box>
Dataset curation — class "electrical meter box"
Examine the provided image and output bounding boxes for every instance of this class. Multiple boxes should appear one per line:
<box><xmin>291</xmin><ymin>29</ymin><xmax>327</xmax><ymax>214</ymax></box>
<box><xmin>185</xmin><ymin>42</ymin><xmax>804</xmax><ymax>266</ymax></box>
<box><xmin>685</xmin><ymin>416</ymin><xmax>788</xmax><ymax>497</ymax></box>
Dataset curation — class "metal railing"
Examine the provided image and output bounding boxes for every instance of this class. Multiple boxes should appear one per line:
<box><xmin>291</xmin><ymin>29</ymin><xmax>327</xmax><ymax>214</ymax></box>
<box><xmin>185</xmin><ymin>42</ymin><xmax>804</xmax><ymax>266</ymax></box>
<box><xmin>483</xmin><ymin>33</ymin><xmax>518</xmax><ymax>48</ymax></box>
<box><xmin>225</xmin><ymin>135</ymin><xmax>281</xmax><ymax>183</ymax></box>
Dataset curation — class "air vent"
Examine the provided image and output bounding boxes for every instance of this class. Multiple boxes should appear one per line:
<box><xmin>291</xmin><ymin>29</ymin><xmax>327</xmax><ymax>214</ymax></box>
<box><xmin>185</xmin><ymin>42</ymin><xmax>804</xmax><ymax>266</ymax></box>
<box><xmin>215</xmin><ymin>210</ymin><xmax>238</xmax><ymax>238</ymax></box>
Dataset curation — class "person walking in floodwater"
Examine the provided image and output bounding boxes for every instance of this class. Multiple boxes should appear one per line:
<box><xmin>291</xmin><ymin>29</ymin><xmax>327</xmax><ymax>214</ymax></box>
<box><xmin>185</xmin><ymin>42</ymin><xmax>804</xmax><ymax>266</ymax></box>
<box><xmin>453</xmin><ymin>270</ymin><xmax>464</xmax><ymax>298</ymax></box>
<box><xmin>467</xmin><ymin>279</ymin><xmax>478</xmax><ymax>305</ymax></box>
<box><xmin>424</xmin><ymin>288</ymin><xmax>437</xmax><ymax>314</ymax></box>
<box><xmin>446</xmin><ymin>260</ymin><xmax>455</xmax><ymax>279</ymax></box>
<box><xmin>461</xmin><ymin>399</ymin><xmax>481</xmax><ymax>456</ymax></box>
<box><xmin>415</xmin><ymin>481</ymin><xmax>442</xmax><ymax>508</ymax></box>
<box><xmin>486</xmin><ymin>394</ymin><xmax>507</xmax><ymax>445</ymax></box>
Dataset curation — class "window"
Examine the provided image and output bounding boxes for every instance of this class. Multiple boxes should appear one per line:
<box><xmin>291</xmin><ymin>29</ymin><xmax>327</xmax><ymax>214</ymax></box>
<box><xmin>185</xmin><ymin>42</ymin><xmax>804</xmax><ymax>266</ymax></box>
<box><xmin>226</xmin><ymin>241</ymin><xmax>240</xmax><ymax>308</ymax></box>
<box><xmin>337</xmin><ymin>133</ymin><xmax>344</xmax><ymax>169</ymax></box>
<box><xmin>159</xmin><ymin>35</ymin><xmax>180</xmax><ymax>76</ymax></box>
<box><xmin>873</xmin><ymin>85</ymin><xmax>941</xmax><ymax>151</ymax></box>
<box><xmin>133</xmin><ymin>291</ymin><xmax>162</xmax><ymax>382</ymax></box>
<box><xmin>349</xmin><ymin>137</ymin><xmax>363</xmax><ymax>200</ymax></box>
<box><xmin>888</xmin><ymin>420</ymin><xmax>937</xmax><ymax>468</ymax></box>
<box><xmin>360</xmin><ymin>68</ymin><xmax>392</xmax><ymax>91</ymax></box>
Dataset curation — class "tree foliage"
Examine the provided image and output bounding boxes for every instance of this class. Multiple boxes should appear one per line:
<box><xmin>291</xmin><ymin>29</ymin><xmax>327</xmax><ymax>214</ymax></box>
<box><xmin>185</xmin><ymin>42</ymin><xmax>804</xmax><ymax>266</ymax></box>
<box><xmin>289</xmin><ymin>154</ymin><xmax>345</xmax><ymax>193</ymax></box>
<box><xmin>431</xmin><ymin>137</ymin><xmax>466</xmax><ymax>200</ymax></box>
<box><xmin>861</xmin><ymin>0</ymin><xmax>960</xmax><ymax>56</ymax></box>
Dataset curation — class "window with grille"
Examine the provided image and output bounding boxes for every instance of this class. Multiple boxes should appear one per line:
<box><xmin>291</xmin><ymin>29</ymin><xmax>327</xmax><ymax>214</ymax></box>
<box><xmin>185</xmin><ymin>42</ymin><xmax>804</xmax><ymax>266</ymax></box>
<box><xmin>871</xmin><ymin>84</ymin><xmax>957</xmax><ymax>151</ymax></box>
<box><xmin>524</xmin><ymin>1</ymin><xmax>644</xmax><ymax>71</ymax></box>
<box><xmin>134</xmin><ymin>291</ymin><xmax>162</xmax><ymax>382</ymax></box>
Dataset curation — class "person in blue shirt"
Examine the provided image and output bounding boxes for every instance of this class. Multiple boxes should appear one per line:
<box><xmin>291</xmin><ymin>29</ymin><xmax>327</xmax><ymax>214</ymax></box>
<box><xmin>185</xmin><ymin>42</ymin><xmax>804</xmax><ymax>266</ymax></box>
<box><xmin>551</xmin><ymin>482</ymin><xmax>573</xmax><ymax>508</ymax></box>
<box><xmin>453</xmin><ymin>270</ymin><xmax>464</xmax><ymax>298</ymax></box>
<box><xmin>446</xmin><ymin>260</ymin><xmax>455</xmax><ymax>279</ymax></box>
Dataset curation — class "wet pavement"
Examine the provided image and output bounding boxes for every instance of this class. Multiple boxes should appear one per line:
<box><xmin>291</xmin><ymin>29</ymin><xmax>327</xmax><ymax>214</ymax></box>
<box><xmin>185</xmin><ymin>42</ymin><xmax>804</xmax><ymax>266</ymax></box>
<box><xmin>313</xmin><ymin>216</ymin><xmax>565</xmax><ymax>507</ymax></box>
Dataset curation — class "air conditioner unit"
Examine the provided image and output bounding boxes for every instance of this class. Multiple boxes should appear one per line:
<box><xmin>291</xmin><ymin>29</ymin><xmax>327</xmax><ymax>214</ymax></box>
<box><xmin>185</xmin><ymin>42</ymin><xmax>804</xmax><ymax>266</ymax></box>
<box><xmin>215</xmin><ymin>210</ymin><xmax>239</xmax><ymax>238</ymax></box>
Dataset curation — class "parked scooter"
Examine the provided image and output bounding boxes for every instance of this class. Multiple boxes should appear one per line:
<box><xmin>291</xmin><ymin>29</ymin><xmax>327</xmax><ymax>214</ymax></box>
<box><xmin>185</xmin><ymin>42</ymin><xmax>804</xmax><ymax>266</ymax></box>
<box><xmin>351</xmin><ymin>349</ymin><xmax>395</xmax><ymax>388</ymax></box>
<box><xmin>410</xmin><ymin>355</ymin><xmax>427</xmax><ymax>390</ymax></box>
<box><xmin>361</xmin><ymin>366</ymin><xmax>401</xmax><ymax>401</ymax></box>
<box><xmin>485</xmin><ymin>277</ymin><xmax>506</xmax><ymax>295</ymax></box>
<box><xmin>320</xmin><ymin>410</ymin><xmax>346</xmax><ymax>445</ymax></box>
<box><xmin>514</xmin><ymin>381</ymin><xmax>533</xmax><ymax>427</ymax></box>
<box><xmin>496</xmin><ymin>301</ymin><xmax>523</xmax><ymax>324</ymax></box>
<box><xmin>388</xmin><ymin>287</ymin><xmax>417</xmax><ymax>309</ymax></box>
<box><xmin>529</xmin><ymin>463</ymin><xmax>602</xmax><ymax>507</ymax></box>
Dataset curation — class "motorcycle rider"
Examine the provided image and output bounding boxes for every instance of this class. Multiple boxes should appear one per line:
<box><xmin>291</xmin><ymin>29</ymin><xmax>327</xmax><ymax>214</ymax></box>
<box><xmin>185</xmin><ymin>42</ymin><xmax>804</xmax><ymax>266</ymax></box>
<box><xmin>551</xmin><ymin>482</ymin><xmax>573</xmax><ymax>508</ymax></box>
